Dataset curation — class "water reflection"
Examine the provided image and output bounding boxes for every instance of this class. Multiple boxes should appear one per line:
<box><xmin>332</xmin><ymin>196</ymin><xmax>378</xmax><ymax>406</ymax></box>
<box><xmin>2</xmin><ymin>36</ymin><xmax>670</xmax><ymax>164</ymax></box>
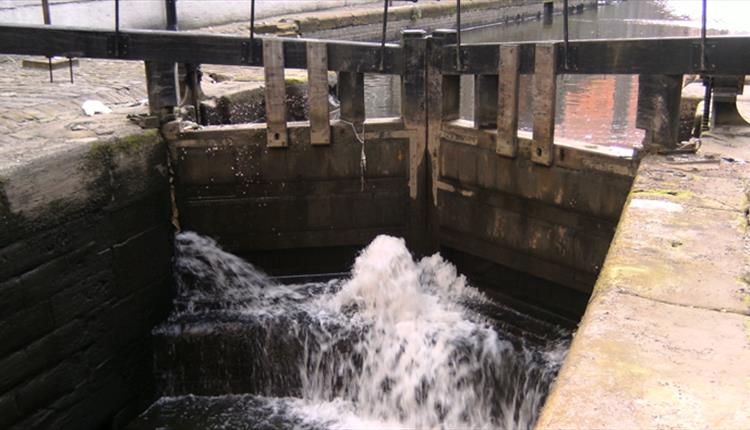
<box><xmin>364</xmin><ymin>0</ymin><xmax>749</xmax><ymax>147</ymax></box>
<box><xmin>364</xmin><ymin>74</ymin><xmax>401</xmax><ymax>119</ymax></box>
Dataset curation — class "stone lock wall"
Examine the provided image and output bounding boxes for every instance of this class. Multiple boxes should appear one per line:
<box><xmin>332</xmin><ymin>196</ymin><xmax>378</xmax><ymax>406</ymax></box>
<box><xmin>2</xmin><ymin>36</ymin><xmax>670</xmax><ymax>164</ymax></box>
<box><xmin>0</xmin><ymin>130</ymin><xmax>174</xmax><ymax>429</ymax></box>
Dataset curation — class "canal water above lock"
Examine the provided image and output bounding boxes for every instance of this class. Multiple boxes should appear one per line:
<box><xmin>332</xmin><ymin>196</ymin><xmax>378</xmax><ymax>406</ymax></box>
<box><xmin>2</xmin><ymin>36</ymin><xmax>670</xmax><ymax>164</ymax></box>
<box><xmin>365</xmin><ymin>0</ymin><xmax>750</xmax><ymax>148</ymax></box>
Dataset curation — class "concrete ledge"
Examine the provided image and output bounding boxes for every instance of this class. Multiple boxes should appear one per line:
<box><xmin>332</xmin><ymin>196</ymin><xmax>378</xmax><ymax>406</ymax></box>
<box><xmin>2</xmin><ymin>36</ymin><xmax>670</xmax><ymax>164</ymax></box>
<box><xmin>537</xmin><ymin>131</ymin><xmax>750</xmax><ymax>428</ymax></box>
<box><xmin>0</xmin><ymin>127</ymin><xmax>168</xmax><ymax>245</ymax></box>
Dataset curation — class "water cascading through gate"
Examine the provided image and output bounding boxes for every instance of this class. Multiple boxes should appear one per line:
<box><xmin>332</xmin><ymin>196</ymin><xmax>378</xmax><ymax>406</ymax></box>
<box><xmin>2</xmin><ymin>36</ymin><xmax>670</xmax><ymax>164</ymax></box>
<box><xmin>141</xmin><ymin>232</ymin><xmax>569</xmax><ymax>429</ymax></box>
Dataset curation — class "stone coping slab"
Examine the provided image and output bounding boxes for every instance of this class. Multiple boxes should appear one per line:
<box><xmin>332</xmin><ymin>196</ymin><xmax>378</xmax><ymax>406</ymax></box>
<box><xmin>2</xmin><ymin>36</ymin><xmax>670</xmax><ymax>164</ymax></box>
<box><xmin>536</xmin><ymin>130</ymin><xmax>750</xmax><ymax>429</ymax></box>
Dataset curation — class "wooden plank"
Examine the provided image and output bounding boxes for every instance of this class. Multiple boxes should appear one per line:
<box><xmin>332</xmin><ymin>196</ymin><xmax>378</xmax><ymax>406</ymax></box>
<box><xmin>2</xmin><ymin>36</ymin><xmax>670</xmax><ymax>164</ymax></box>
<box><xmin>531</xmin><ymin>44</ymin><xmax>557</xmax><ymax>166</ymax></box>
<box><xmin>6</xmin><ymin>23</ymin><xmax>750</xmax><ymax>75</ymax></box>
<box><xmin>473</xmin><ymin>74</ymin><xmax>498</xmax><ymax>129</ymax></box>
<box><xmin>306</xmin><ymin>41</ymin><xmax>330</xmax><ymax>145</ymax></box>
<box><xmin>400</xmin><ymin>30</ymin><xmax>428</xmax><ymax>129</ymax></box>
<box><xmin>338</xmin><ymin>71</ymin><xmax>365</xmax><ymax>125</ymax></box>
<box><xmin>440</xmin><ymin>36</ymin><xmax>750</xmax><ymax>75</ymax></box>
<box><xmin>442</xmin><ymin>43</ymin><xmax>535</xmax><ymax>75</ymax></box>
<box><xmin>636</xmin><ymin>74</ymin><xmax>683</xmax><ymax>150</ymax></box>
<box><xmin>496</xmin><ymin>44</ymin><xmax>520</xmax><ymax>157</ymax></box>
<box><xmin>263</xmin><ymin>39</ymin><xmax>287</xmax><ymax>148</ymax></box>
<box><xmin>0</xmin><ymin>24</ymin><xmax>403</xmax><ymax>73</ymax></box>
<box><xmin>439</xmin><ymin>227</ymin><xmax>596</xmax><ymax>293</ymax></box>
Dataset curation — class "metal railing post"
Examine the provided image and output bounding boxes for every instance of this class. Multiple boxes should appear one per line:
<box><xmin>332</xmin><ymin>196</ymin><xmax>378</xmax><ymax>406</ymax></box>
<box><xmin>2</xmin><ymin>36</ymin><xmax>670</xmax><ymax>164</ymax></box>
<box><xmin>380</xmin><ymin>0</ymin><xmax>389</xmax><ymax>71</ymax></box>
<box><xmin>455</xmin><ymin>0</ymin><xmax>461</xmax><ymax>71</ymax></box>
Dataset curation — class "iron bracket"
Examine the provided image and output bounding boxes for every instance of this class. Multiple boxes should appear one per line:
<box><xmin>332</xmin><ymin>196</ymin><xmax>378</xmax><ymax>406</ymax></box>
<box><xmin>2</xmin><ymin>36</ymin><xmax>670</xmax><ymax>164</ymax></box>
<box><xmin>691</xmin><ymin>41</ymin><xmax>717</xmax><ymax>72</ymax></box>
<box><xmin>240</xmin><ymin>40</ymin><xmax>260</xmax><ymax>66</ymax></box>
<box><xmin>563</xmin><ymin>45</ymin><xmax>578</xmax><ymax>72</ymax></box>
<box><xmin>240</xmin><ymin>41</ymin><xmax>251</xmax><ymax>65</ymax></box>
<box><xmin>107</xmin><ymin>34</ymin><xmax>129</xmax><ymax>58</ymax></box>
<box><xmin>555</xmin><ymin>44</ymin><xmax>578</xmax><ymax>73</ymax></box>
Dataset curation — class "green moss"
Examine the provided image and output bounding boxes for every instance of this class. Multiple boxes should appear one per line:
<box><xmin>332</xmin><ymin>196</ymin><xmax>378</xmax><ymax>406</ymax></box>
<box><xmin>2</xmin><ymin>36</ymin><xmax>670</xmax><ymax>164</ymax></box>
<box><xmin>739</xmin><ymin>274</ymin><xmax>750</xmax><ymax>304</ymax></box>
<box><xmin>86</xmin><ymin>131</ymin><xmax>160</xmax><ymax>168</ymax></box>
<box><xmin>735</xmin><ymin>212</ymin><xmax>749</xmax><ymax>234</ymax></box>
<box><xmin>111</xmin><ymin>129</ymin><xmax>159</xmax><ymax>155</ymax></box>
<box><xmin>284</xmin><ymin>76</ymin><xmax>308</xmax><ymax>85</ymax></box>
<box><xmin>45</xmin><ymin>198</ymin><xmax>71</xmax><ymax>216</ymax></box>
<box><xmin>87</xmin><ymin>140</ymin><xmax>110</xmax><ymax>164</ymax></box>
<box><xmin>632</xmin><ymin>188</ymin><xmax>693</xmax><ymax>201</ymax></box>
<box><xmin>410</xmin><ymin>5</ymin><xmax>423</xmax><ymax>21</ymax></box>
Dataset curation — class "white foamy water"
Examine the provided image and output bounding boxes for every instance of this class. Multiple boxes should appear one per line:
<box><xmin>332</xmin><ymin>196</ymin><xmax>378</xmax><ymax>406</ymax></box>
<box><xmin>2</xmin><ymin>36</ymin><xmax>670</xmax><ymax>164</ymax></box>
<box><xmin>168</xmin><ymin>232</ymin><xmax>569</xmax><ymax>429</ymax></box>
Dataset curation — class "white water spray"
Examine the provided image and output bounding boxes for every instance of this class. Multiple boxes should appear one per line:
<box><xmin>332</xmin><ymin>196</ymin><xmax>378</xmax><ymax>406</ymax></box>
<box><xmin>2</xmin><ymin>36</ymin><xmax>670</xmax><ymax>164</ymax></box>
<box><xmin>168</xmin><ymin>232</ymin><xmax>568</xmax><ymax>429</ymax></box>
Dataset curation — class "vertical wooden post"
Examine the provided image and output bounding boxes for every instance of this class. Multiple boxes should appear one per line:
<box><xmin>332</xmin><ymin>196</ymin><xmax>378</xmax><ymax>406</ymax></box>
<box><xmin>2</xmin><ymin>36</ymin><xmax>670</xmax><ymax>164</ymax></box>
<box><xmin>402</xmin><ymin>29</ymin><xmax>428</xmax><ymax>129</ymax></box>
<box><xmin>427</xmin><ymin>29</ymin><xmax>457</xmax><ymax>254</ymax></box>
<box><xmin>636</xmin><ymin>74</ymin><xmax>682</xmax><ymax>151</ymax></box>
<box><xmin>338</xmin><ymin>72</ymin><xmax>365</xmax><ymax>125</ymax></box>
<box><xmin>264</xmin><ymin>38</ymin><xmax>288</xmax><ymax>148</ymax></box>
<box><xmin>306</xmin><ymin>41</ymin><xmax>330</xmax><ymax>145</ymax></box>
<box><xmin>145</xmin><ymin>62</ymin><xmax>178</xmax><ymax>119</ymax></box>
<box><xmin>474</xmin><ymin>74</ymin><xmax>498</xmax><ymax>129</ymax></box>
<box><xmin>145</xmin><ymin>0</ymin><xmax>179</xmax><ymax>124</ymax></box>
<box><xmin>497</xmin><ymin>44</ymin><xmax>520</xmax><ymax>157</ymax></box>
<box><xmin>532</xmin><ymin>43</ymin><xmax>557</xmax><ymax>166</ymax></box>
<box><xmin>401</xmin><ymin>29</ymin><xmax>429</xmax><ymax>255</ymax></box>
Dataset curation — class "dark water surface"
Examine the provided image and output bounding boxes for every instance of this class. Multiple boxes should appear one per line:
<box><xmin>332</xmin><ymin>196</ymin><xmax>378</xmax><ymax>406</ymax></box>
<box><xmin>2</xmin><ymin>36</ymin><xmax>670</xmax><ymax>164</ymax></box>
<box><xmin>365</xmin><ymin>0</ymin><xmax>749</xmax><ymax>147</ymax></box>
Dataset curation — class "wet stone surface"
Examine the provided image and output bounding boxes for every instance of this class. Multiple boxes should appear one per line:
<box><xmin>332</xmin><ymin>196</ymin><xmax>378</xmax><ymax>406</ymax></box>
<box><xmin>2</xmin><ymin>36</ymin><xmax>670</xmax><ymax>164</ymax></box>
<box><xmin>126</xmin><ymin>395</ymin><xmax>328</xmax><ymax>430</ymax></box>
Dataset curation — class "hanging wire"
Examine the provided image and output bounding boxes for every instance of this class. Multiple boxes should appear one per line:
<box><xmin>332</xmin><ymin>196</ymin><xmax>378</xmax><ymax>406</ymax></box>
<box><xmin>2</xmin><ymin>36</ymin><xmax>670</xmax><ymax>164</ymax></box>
<box><xmin>340</xmin><ymin>119</ymin><xmax>367</xmax><ymax>192</ymax></box>
<box><xmin>41</xmin><ymin>0</ymin><xmax>53</xmax><ymax>82</ymax></box>
<box><xmin>380</xmin><ymin>0</ymin><xmax>389</xmax><ymax>71</ymax></box>
<box><xmin>455</xmin><ymin>0</ymin><xmax>461</xmax><ymax>70</ymax></box>
<box><xmin>563</xmin><ymin>0</ymin><xmax>570</xmax><ymax>69</ymax></box>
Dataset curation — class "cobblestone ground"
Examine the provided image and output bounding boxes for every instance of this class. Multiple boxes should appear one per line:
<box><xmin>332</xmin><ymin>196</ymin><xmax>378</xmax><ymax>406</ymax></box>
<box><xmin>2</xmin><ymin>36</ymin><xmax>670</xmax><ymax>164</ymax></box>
<box><xmin>0</xmin><ymin>16</ymin><xmax>336</xmax><ymax>171</ymax></box>
<box><xmin>0</xmin><ymin>1</ymin><xmax>439</xmax><ymax>170</ymax></box>
<box><xmin>0</xmin><ymin>56</ymin><xmax>149</xmax><ymax>170</ymax></box>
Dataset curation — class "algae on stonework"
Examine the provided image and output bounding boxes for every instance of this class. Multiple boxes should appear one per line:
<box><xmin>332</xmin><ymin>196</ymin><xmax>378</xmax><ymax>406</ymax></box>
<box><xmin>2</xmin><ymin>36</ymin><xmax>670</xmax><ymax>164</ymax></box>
<box><xmin>631</xmin><ymin>188</ymin><xmax>694</xmax><ymax>201</ymax></box>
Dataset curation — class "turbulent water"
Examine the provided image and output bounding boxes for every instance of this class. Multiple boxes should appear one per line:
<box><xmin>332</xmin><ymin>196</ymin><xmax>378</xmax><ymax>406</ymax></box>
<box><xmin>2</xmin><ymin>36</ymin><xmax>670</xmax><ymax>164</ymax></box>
<box><xmin>151</xmin><ymin>232</ymin><xmax>569</xmax><ymax>429</ymax></box>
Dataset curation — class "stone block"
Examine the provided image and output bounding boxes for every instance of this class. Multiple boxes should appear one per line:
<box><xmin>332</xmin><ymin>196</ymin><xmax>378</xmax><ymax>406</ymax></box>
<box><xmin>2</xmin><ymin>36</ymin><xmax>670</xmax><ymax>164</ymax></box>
<box><xmin>112</xmin><ymin>225</ymin><xmax>172</xmax><ymax>298</ymax></box>
<box><xmin>107</xmin><ymin>130</ymin><xmax>168</xmax><ymax>209</ymax></box>
<box><xmin>13</xmin><ymin>356</ymin><xmax>87</xmax><ymax>416</ymax></box>
<box><xmin>0</xmin><ymin>301</ymin><xmax>55</xmax><ymax>358</ymax></box>
<box><xmin>0</xmin><ymin>392</ymin><xmax>19</xmax><ymax>429</ymax></box>
<box><xmin>0</xmin><ymin>318</ymin><xmax>90</xmax><ymax>394</ymax></box>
